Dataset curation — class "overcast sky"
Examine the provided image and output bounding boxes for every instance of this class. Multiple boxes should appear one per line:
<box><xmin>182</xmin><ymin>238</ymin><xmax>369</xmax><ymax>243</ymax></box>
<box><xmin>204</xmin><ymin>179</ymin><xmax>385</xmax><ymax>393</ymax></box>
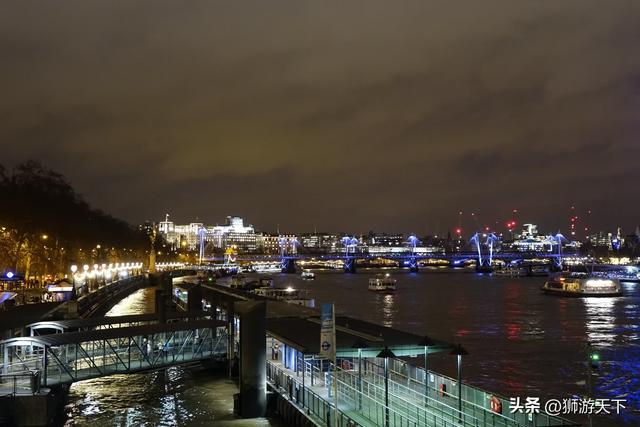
<box><xmin>2</xmin><ymin>1</ymin><xmax>639</xmax><ymax>236</ymax></box>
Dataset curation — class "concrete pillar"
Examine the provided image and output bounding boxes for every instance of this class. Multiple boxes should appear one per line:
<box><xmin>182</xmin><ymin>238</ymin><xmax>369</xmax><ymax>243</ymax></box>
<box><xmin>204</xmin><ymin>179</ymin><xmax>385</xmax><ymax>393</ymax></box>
<box><xmin>228</xmin><ymin>300</ymin><xmax>236</xmax><ymax>377</ymax></box>
<box><xmin>155</xmin><ymin>289</ymin><xmax>166</xmax><ymax>323</ymax></box>
<box><xmin>187</xmin><ymin>284</ymin><xmax>203</xmax><ymax>312</ymax></box>
<box><xmin>235</xmin><ymin>301</ymin><xmax>267</xmax><ymax>418</ymax></box>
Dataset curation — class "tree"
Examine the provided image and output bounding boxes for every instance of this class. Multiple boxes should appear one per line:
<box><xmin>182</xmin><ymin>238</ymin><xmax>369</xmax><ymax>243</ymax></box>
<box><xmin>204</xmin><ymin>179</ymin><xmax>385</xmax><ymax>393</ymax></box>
<box><xmin>0</xmin><ymin>161</ymin><xmax>147</xmax><ymax>279</ymax></box>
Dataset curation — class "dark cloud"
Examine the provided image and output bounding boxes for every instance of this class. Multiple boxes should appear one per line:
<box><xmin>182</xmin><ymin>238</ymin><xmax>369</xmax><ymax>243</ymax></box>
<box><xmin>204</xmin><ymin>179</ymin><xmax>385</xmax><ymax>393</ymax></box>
<box><xmin>1</xmin><ymin>1</ymin><xmax>639</xmax><ymax>235</ymax></box>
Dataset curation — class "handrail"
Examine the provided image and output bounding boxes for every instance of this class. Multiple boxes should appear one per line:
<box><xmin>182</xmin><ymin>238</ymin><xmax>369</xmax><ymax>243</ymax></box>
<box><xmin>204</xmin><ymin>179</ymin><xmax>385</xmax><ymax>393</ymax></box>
<box><xmin>267</xmin><ymin>360</ymin><xmax>363</xmax><ymax>427</ymax></box>
<box><xmin>0</xmin><ymin>371</ymin><xmax>40</xmax><ymax>396</ymax></box>
<box><xmin>335</xmin><ymin>365</ymin><xmax>481</xmax><ymax>427</ymax></box>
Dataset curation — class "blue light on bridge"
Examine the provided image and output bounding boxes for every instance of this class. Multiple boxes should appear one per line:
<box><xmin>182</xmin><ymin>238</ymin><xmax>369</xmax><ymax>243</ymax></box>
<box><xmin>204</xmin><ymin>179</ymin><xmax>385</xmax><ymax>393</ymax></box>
<box><xmin>5</xmin><ymin>271</ymin><xmax>15</xmax><ymax>279</ymax></box>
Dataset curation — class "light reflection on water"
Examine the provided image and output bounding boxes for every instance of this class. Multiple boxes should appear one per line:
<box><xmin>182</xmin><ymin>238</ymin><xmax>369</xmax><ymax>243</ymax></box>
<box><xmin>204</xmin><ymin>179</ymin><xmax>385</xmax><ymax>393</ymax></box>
<box><xmin>583</xmin><ymin>297</ymin><xmax>617</xmax><ymax>346</ymax></box>
<box><xmin>380</xmin><ymin>294</ymin><xmax>395</xmax><ymax>327</ymax></box>
<box><xmin>66</xmin><ymin>273</ymin><xmax>640</xmax><ymax>427</ymax></box>
<box><xmin>66</xmin><ymin>288</ymin><xmax>283</xmax><ymax>426</ymax></box>
<box><xmin>284</xmin><ymin>270</ymin><xmax>640</xmax><ymax>427</ymax></box>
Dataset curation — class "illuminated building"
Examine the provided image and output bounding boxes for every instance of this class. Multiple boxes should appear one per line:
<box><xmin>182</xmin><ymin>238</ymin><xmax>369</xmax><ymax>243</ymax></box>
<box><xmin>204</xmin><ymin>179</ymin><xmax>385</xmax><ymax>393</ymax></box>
<box><xmin>159</xmin><ymin>215</ymin><xmax>257</xmax><ymax>251</ymax></box>
<box><xmin>299</xmin><ymin>233</ymin><xmax>340</xmax><ymax>253</ymax></box>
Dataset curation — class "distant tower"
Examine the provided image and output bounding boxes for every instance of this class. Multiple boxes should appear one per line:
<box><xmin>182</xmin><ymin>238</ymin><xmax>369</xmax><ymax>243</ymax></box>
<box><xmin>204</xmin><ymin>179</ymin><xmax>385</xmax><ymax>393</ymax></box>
<box><xmin>148</xmin><ymin>223</ymin><xmax>157</xmax><ymax>273</ymax></box>
<box><xmin>569</xmin><ymin>206</ymin><xmax>578</xmax><ymax>239</ymax></box>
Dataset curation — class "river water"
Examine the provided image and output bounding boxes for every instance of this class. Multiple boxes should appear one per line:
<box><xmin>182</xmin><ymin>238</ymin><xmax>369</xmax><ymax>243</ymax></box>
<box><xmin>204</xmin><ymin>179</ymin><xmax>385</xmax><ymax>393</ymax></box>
<box><xmin>65</xmin><ymin>270</ymin><xmax>640</xmax><ymax>426</ymax></box>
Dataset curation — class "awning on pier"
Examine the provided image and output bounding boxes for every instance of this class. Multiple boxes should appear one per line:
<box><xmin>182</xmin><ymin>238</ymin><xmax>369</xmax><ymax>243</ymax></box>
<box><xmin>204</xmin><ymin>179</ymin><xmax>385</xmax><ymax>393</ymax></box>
<box><xmin>267</xmin><ymin>315</ymin><xmax>452</xmax><ymax>358</ymax></box>
<box><xmin>2</xmin><ymin>318</ymin><xmax>226</xmax><ymax>348</ymax></box>
<box><xmin>25</xmin><ymin>311</ymin><xmax>211</xmax><ymax>334</ymax></box>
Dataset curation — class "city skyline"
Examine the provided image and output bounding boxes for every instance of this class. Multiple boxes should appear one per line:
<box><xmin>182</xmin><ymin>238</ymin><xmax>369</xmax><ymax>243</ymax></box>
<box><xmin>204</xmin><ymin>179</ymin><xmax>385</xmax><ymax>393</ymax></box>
<box><xmin>2</xmin><ymin>1</ymin><xmax>639</xmax><ymax>233</ymax></box>
<box><xmin>156</xmin><ymin>212</ymin><xmax>638</xmax><ymax>245</ymax></box>
<box><xmin>155</xmin><ymin>211</ymin><xmax>635</xmax><ymax>240</ymax></box>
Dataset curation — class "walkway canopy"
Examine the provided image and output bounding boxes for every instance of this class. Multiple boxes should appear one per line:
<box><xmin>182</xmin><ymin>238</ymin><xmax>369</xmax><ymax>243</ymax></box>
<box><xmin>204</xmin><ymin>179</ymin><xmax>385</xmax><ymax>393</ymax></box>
<box><xmin>1</xmin><ymin>319</ymin><xmax>228</xmax><ymax>386</ymax></box>
<box><xmin>25</xmin><ymin>311</ymin><xmax>211</xmax><ymax>335</ymax></box>
<box><xmin>267</xmin><ymin>315</ymin><xmax>452</xmax><ymax>358</ymax></box>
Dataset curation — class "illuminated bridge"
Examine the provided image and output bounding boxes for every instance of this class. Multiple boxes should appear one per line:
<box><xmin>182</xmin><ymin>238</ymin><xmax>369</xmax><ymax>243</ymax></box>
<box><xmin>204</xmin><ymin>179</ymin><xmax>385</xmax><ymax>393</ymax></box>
<box><xmin>204</xmin><ymin>251</ymin><xmax>562</xmax><ymax>274</ymax></box>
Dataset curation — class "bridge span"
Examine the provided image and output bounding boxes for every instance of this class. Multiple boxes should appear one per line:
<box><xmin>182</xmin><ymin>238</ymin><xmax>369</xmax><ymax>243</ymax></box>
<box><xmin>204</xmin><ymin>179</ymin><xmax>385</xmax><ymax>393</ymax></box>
<box><xmin>204</xmin><ymin>251</ymin><xmax>562</xmax><ymax>274</ymax></box>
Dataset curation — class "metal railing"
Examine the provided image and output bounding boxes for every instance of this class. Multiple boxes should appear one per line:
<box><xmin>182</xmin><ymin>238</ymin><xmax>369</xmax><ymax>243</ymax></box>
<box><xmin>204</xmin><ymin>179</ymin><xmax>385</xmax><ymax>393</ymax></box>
<box><xmin>267</xmin><ymin>361</ymin><xmax>364</xmax><ymax>427</ymax></box>
<box><xmin>380</xmin><ymin>358</ymin><xmax>579</xmax><ymax>427</ymax></box>
<box><xmin>0</xmin><ymin>371</ymin><xmax>40</xmax><ymax>396</ymax></box>
<box><xmin>350</xmin><ymin>358</ymin><xmax>513</xmax><ymax>427</ymax></box>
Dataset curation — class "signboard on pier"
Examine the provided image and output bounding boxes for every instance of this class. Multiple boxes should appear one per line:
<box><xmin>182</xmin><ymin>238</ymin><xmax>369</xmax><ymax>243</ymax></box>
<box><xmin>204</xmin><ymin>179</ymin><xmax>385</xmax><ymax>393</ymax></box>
<box><xmin>320</xmin><ymin>303</ymin><xmax>336</xmax><ymax>360</ymax></box>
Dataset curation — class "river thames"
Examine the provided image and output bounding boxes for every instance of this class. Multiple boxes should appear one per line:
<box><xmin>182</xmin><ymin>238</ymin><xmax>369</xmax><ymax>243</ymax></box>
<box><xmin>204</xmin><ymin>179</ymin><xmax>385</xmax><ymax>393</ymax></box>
<box><xmin>66</xmin><ymin>269</ymin><xmax>639</xmax><ymax>426</ymax></box>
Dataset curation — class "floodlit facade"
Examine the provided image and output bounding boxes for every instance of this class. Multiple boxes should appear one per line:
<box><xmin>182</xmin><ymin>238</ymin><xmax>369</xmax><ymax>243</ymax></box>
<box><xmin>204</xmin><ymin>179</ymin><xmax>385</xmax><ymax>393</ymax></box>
<box><xmin>159</xmin><ymin>215</ymin><xmax>257</xmax><ymax>251</ymax></box>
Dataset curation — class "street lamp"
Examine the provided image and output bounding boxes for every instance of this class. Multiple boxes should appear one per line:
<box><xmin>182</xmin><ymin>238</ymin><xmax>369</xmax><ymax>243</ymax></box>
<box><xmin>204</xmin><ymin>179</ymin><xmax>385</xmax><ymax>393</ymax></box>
<box><xmin>377</xmin><ymin>347</ymin><xmax>396</xmax><ymax>427</ymax></box>
<box><xmin>418</xmin><ymin>336</ymin><xmax>436</xmax><ymax>405</ymax></box>
<box><xmin>70</xmin><ymin>265</ymin><xmax>78</xmax><ymax>293</ymax></box>
<box><xmin>450</xmin><ymin>343</ymin><xmax>469</xmax><ymax>422</ymax></box>
<box><xmin>351</xmin><ymin>339</ymin><xmax>369</xmax><ymax>411</ymax></box>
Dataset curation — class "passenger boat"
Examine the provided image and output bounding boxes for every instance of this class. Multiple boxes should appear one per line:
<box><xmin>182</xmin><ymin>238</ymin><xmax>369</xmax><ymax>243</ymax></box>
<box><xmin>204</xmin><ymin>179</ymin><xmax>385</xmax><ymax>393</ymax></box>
<box><xmin>368</xmin><ymin>273</ymin><xmax>397</xmax><ymax>293</ymax></box>
<box><xmin>541</xmin><ymin>273</ymin><xmax>622</xmax><ymax>297</ymax></box>
<box><xmin>301</xmin><ymin>270</ymin><xmax>316</xmax><ymax>280</ymax></box>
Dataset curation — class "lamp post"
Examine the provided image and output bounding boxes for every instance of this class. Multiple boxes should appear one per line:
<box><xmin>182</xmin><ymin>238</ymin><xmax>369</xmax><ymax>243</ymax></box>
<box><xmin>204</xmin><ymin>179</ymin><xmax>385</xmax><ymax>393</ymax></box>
<box><xmin>70</xmin><ymin>265</ymin><xmax>78</xmax><ymax>295</ymax></box>
<box><xmin>351</xmin><ymin>339</ymin><xmax>369</xmax><ymax>411</ymax></box>
<box><xmin>377</xmin><ymin>347</ymin><xmax>396</xmax><ymax>427</ymax></box>
<box><xmin>82</xmin><ymin>265</ymin><xmax>89</xmax><ymax>291</ymax></box>
<box><xmin>418</xmin><ymin>336</ymin><xmax>436</xmax><ymax>405</ymax></box>
<box><xmin>450</xmin><ymin>343</ymin><xmax>469</xmax><ymax>423</ymax></box>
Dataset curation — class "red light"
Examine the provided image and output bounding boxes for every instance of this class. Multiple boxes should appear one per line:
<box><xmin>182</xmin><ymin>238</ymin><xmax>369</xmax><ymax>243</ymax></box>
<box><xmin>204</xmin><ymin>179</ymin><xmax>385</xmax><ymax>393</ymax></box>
<box><xmin>455</xmin><ymin>228</ymin><xmax>462</xmax><ymax>234</ymax></box>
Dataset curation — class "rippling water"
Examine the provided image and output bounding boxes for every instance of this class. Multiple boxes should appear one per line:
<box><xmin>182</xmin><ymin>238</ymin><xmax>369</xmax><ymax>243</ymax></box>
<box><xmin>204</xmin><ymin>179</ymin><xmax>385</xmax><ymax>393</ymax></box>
<box><xmin>65</xmin><ymin>287</ymin><xmax>283</xmax><ymax>427</ymax></box>
<box><xmin>66</xmin><ymin>271</ymin><xmax>640</xmax><ymax>426</ymax></box>
<box><xmin>283</xmin><ymin>269</ymin><xmax>640</xmax><ymax>426</ymax></box>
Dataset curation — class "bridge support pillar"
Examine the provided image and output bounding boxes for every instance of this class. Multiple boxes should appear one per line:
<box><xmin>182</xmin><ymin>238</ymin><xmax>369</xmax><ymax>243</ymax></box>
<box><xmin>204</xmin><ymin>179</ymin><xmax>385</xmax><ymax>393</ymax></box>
<box><xmin>281</xmin><ymin>258</ymin><xmax>296</xmax><ymax>274</ymax></box>
<box><xmin>344</xmin><ymin>258</ymin><xmax>357</xmax><ymax>274</ymax></box>
<box><xmin>475</xmin><ymin>259</ymin><xmax>493</xmax><ymax>273</ymax></box>
<box><xmin>550</xmin><ymin>257</ymin><xmax>563</xmax><ymax>272</ymax></box>
<box><xmin>409</xmin><ymin>257</ymin><xmax>419</xmax><ymax>273</ymax></box>
<box><xmin>235</xmin><ymin>301</ymin><xmax>267</xmax><ymax>418</ymax></box>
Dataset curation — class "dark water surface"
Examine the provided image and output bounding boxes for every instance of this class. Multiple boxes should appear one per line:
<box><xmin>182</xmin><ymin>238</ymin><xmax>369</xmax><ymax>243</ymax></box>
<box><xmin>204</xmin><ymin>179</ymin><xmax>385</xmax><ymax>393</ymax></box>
<box><xmin>283</xmin><ymin>269</ymin><xmax>640</xmax><ymax>426</ymax></box>
<box><xmin>66</xmin><ymin>288</ymin><xmax>283</xmax><ymax>427</ymax></box>
<box><xmin>67</xmin><ymin>271</ymin><xmax>640</xmax><ymax>426</ymax></box>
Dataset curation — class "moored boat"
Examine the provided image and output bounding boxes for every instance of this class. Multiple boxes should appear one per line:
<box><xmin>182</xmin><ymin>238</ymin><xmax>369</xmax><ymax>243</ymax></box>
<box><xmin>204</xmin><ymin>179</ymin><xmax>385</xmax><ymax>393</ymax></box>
<box><xmin>253</xmin><ymin>286</ymin><xmax>315</xmax><ymax>307</ymax></box>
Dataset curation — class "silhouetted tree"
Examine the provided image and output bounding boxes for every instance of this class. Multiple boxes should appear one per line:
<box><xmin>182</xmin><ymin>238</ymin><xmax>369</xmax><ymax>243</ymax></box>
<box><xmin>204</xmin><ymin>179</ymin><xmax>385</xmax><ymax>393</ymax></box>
<box><xmin>0</xmin><ymin>161</ymin><xmax>147</xmax><ymax>278</ymax></box>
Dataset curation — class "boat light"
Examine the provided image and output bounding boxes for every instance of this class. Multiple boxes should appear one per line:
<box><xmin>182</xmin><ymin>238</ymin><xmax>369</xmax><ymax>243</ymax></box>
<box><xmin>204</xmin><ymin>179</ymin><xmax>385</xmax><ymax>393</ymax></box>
<box><xmin>585</xmin><ymin>279</ymin><xmax>614</xmax><ymax>287</ymax></box>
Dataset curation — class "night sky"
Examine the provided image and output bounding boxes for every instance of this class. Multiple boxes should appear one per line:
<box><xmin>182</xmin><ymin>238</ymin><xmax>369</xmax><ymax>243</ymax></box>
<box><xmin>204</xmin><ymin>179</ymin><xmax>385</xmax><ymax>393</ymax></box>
<box><xmin>2</xmin><ymin>1</ymin><xmax>639</xmax><ymax>235</ymax></box>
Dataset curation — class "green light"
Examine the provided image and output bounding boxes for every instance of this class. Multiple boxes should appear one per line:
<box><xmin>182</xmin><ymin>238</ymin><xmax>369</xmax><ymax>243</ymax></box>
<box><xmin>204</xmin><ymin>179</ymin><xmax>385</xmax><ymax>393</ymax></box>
<box><xmin>590</xmin><ymin>353</ymin><xmax>600</xmax><ymax>361</ymax></box>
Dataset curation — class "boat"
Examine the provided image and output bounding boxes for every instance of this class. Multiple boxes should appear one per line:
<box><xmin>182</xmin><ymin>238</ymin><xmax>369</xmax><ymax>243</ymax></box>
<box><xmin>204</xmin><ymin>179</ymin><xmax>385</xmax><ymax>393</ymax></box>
<box><xmin>301</xmin><ymin>270</ymin><xmax>316</xmax><ymax>280</ymax></box>
<box><xmin>368</xmin><ymin>273</ymin><xmax>397</xmax><ymax>293</ymax></box>
<box><xmin>253</xmin><ymin>286</ymin><xmax>315</xmax><ymax>307</ymax></box>
<box><xmin>529</xmin><ymin>265</ymin><xmax>551</xmax><ymax>277</ymax></box>
<box><xmin>541</xmin><ymin>273</ymin><xmax>622</xmax><ymax>297</ymax></box>
<box><xmin>494</xmin><ymin>266</ymin><xmax>528</xmax><ymax>277</ymax></box>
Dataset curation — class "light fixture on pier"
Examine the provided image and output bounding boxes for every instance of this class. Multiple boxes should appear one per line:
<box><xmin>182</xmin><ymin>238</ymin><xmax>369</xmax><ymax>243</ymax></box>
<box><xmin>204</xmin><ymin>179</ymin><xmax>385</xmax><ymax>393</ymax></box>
<box><xmin>450</xmin><ymin>343</ymin><xmax>469</xmax><ymax>422</ymax></box>
<box><xmin>377</xmin><ymin>346</ymin><xmax>396</xmax><ymax>427</ymax></box>
<box><xmin>418</xmin><ymin>335</ymin><xmax>436</xmax><ymax>404</ymax></box>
